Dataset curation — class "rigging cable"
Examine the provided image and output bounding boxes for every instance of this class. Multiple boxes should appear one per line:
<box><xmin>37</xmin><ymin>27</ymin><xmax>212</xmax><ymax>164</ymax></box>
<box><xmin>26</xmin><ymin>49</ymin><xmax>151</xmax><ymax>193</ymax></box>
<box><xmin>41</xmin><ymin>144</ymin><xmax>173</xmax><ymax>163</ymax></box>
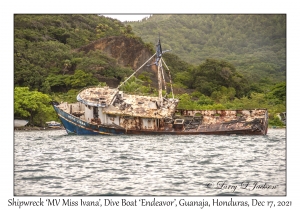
<box><xmin>162</xmin><ymin>58</ymin><xmax>174</xmax><ymax>99</ymax></box>
<box><xmin>159</xmin><ymin>61</ymin><xmax>167</xmax><ymax>94</ymax></box>
<box><xmin>117</xmin><ymin>53</ymin><xmax>156</xmax><ymax>89</ymax></box>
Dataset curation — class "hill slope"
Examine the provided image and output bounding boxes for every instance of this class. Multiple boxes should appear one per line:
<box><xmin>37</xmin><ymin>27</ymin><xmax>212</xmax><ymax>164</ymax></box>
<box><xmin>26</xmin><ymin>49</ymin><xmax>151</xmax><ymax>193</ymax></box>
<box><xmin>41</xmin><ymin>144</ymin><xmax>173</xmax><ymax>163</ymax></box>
<box><xmin>14</xmin><ymin>14</ymin><xmax>286</xmax><ymax>97</ymax></box>
<box><xmin>14</xmin><ymin>14</ymin><xmax>151</xmax><ymax>91</ymax></box>
<box><xmin>13</xmin><ymin>14</ymin><xmax>286</xmax><ymax>126</ymax></box>
<box><xmin>128</xmin><ymin>14</ymin><xmax>286</xmax><ymax>83</ymax></box>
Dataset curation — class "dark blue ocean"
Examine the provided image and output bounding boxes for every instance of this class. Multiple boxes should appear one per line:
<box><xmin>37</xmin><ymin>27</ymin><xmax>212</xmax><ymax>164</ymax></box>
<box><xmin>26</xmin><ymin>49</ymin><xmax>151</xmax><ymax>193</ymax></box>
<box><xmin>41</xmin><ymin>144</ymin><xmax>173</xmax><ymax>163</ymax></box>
<box><xmin>14</xmin><ymin>129</ymin><xmax>286</xmax><ymax>196</ymax></box>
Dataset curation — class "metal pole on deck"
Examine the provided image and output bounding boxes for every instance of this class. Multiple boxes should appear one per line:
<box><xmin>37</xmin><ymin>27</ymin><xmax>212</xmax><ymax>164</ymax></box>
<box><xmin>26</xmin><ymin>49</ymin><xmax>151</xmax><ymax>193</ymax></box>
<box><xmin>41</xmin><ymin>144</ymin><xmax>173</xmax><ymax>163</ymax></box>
<box><xmin>157</xmin><ymin>58</ymin><xmax>163</xmax><ymax>107</ymax></box>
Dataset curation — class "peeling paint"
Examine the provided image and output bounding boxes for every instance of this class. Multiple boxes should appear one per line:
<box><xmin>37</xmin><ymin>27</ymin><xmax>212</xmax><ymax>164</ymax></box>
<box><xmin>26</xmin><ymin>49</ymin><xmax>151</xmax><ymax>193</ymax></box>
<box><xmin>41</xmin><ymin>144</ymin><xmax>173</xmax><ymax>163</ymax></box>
<box><xmin>55</xmin><ymin>87</ymin><xmax>268</xmax><ymax>135</ymax></box>
<box><xmin>53</xmin><ymin>38</ymin><xmax>268</xmax><ymax>135</ymax></box>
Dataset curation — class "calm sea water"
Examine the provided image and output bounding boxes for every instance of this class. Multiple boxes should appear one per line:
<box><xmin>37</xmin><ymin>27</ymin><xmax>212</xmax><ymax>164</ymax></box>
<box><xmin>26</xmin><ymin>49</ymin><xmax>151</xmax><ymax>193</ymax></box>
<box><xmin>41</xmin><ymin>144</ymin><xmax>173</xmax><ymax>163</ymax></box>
<box><xmin>14</xmin><ymin>129</ymin><xmax>286</xmax><ymax>196</ymax></box>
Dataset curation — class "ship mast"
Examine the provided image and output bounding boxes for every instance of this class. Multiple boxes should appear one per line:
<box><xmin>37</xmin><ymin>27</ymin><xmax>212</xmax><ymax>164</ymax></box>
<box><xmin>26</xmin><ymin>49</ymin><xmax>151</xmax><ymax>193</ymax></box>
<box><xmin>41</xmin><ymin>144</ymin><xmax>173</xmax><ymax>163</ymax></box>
<box><xmin>117</xmin><ymin>36</ymin><xmax>173</xmax><ymax>105</ymax></box>
<box><xmin>157</xmin><ymin>57</ymin><xmax>163</xmax><ymax>107</ymax></box>
<box><xmin>155</xmin><ymin>38</ymin><xmax>163</xmax><ymax>106</ymax></box>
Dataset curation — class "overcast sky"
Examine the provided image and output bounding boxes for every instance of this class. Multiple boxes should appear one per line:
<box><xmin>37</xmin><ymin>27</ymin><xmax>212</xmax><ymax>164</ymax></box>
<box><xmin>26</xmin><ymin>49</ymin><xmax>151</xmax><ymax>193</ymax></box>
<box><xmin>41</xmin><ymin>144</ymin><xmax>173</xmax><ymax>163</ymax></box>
<box><xmin>103</xmin><ymin>14</ymin><xmax>151</xmax><ymax>22</ymax></box>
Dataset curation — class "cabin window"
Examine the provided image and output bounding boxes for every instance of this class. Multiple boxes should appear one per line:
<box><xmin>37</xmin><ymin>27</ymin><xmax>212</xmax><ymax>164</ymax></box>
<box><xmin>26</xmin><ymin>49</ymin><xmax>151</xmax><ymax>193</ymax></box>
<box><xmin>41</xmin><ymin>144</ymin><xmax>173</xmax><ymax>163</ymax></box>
<box><xmin>174</xmin><ymin>119</ymin><xmax>184</xmax><ymax>124</ymax></box>
<box><xmin>108</xmin><ymin>114</ymin><xmax>115</xmax><ymax>122</ymax></box>
<box><xmin>124</xmin><ymin>116</ymin><xmax>134</xmax><ymax>120</ymax></box>
<box><xmin>93</xmin><ymin>107</ymin><xmax>99</xmax><ymax>118</ymax></box>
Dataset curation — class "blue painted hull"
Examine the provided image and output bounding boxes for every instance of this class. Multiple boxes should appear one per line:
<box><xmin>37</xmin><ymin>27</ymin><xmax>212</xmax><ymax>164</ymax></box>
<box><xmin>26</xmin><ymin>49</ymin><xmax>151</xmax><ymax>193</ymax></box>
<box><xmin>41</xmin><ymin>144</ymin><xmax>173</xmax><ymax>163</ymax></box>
<box><xmin>53</xmin><ymin>106</ymin><xmax>125</xmax><ymax>135</ymax></box>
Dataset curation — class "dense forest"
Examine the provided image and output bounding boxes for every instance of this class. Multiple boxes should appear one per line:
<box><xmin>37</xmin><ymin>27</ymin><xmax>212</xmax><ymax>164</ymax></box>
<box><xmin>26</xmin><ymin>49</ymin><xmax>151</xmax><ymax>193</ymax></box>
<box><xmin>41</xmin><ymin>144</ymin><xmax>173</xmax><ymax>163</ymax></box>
<box><xmin>128</xmin><ymin>14</ymin><xmax>286</xmax><ymax>83</ymax></box>
<box><xmin>14</xmin><ymin>14</ymin><xmax>286</xmax><ymax>127</ymax></box>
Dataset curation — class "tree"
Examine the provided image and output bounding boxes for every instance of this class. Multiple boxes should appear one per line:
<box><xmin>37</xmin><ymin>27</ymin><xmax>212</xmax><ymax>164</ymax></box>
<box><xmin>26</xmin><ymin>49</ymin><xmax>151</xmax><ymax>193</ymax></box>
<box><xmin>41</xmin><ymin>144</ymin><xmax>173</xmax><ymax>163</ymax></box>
<box><xmin>65</xmin><ymin>70</ymin><xmax>98</xmax><ymax>88</ymax></box>
<box><xmin>14</xmin><ymin>87</ymin><xmax>57</xmax><ymax>126</ymax></box>
<box><xmin>63</xmin><ymin>59</ymin><xmax>72</xmax><ymax>75</ymax></box>
<box><xmin>191</xmin><ymin>59</ymin><xmax>248</xmax><ymax>97</ymax></box>
<box><xmin>267</xmin><ymin>82</ymin><xmax>286</xmax><ymax>103</ymax></box>
<box><xmin>119</xmin><ymin>76</ymin><xmax>144</xmax><ymax>94</ymax></box>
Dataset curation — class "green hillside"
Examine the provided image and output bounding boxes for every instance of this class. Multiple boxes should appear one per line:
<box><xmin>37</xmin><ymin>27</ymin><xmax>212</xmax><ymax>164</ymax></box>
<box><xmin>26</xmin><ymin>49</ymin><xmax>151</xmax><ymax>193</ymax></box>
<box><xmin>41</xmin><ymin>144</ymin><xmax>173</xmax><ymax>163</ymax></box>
<box><xmin>14</xmin><ymin>14</ymin><xmax>138</xmax><ymax>92</ymax></box>
<box><xmin>14</xmin><ymin>14</ymin><xmax>286</xmax><ymax>126</ymax></box>
<box><xmin>128</xmin><ymin>14</ymin><xmax>286</xmax><ymax>83</ymax></box>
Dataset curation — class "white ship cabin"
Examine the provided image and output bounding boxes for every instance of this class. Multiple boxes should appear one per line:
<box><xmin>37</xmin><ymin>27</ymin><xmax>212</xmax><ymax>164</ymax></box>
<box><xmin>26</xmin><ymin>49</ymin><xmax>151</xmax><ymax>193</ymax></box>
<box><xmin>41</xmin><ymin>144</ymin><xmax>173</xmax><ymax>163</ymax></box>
<box><xmin>57</xmin><ymin>87</ymin><xmax>179</xmax><ymax>130</ymax></box>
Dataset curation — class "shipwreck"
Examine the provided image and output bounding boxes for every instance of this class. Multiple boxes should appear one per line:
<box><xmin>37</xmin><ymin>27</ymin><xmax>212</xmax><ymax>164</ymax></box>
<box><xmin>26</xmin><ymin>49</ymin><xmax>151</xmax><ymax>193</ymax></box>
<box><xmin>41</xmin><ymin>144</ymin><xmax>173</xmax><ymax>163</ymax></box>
<box><xmin>52</xmin><ymin>38</ymin><xmax>268</xmax><ymax>135</ymax></box>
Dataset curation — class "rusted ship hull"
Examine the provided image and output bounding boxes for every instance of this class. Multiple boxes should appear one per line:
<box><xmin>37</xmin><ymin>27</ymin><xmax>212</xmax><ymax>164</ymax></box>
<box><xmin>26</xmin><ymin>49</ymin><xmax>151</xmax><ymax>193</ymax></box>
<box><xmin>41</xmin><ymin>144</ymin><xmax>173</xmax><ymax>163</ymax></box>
<box><xmin>54</xmin><ymin>105</ymin><xmax>126</xmax><ymax>135</ymax></box>
<box><xmin>53</xmin><ymin>103</ymin><xmax>268</xmax><ymax>135</ymax></box>
<box><xmin>51</xmin><ymin>38</ymin><xmax>268</xmax><ymax>136</ymax></box>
